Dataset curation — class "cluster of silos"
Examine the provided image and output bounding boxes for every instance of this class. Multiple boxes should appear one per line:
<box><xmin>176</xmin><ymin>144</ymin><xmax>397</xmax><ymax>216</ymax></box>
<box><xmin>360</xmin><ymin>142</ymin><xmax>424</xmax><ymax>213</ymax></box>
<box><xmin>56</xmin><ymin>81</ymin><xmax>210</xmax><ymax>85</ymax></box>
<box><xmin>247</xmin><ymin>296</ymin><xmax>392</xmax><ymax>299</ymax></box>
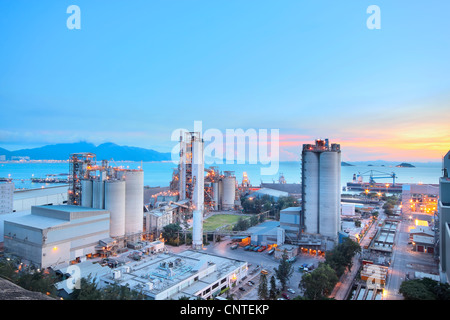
<box><xmin>301</xmin><ymin>139</ymin><xmax>341</xmax><ymax>241</ymax></box>
<box><xmin>80</xmin><ymin>169</ymin><xmax>144</xmax><ymax>239</ymax></box>
<box><xmin>208</xmin><ymin>172</ymin><xmax>236</xmax><ymax>211</ymax></box>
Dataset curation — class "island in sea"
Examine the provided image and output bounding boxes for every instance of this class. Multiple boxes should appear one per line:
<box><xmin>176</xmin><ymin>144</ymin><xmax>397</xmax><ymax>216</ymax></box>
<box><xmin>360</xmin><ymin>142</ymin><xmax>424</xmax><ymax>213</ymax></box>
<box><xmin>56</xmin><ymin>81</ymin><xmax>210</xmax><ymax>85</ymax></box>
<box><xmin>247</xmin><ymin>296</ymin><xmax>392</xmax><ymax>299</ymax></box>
<box><xmin>396</xmin><ymin>162</ymin><xmax>415</xmax><ymax>168</ymax></box>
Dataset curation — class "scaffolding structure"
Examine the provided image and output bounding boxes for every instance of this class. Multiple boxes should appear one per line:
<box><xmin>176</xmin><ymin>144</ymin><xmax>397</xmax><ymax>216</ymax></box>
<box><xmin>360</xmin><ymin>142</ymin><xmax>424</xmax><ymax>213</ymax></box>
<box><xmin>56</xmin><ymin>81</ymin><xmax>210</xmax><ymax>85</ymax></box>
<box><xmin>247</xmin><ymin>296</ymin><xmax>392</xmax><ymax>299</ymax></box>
<box><xmin>68</xmin><ymin>152</ymin><xmax>97</xmax><ymax>205</ymax></box>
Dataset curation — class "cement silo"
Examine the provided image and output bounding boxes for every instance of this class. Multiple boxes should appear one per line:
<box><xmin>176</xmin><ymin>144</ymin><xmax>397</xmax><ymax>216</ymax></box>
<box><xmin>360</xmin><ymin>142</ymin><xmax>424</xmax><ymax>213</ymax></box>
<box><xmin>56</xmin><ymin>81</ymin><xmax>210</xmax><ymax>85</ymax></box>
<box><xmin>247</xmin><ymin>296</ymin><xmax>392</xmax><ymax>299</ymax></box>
<box><xmin>81</xmin><ymin>179</ymin><xmax>93</xmax><ymax>208</ymax></box>
<box><xmin>302</xmin><ymin>150</ymin><xmax>320</xmax><ymax>234</ymax></box>
<box><xmin>319</xmin><ymin>150</ymin><xmax>341</xmax><ymax>239</ymax></box>
<box><xmin>212</xmin><ymin>182</ymin><xmax>219</xmax><ymax>211</ymax></box>
<box><xmin>92</xmin><ymin>179</ymin><xmax>105</xmax><ymax>209</ymax></box>
<box><xmin>118</xmin><ymin>170</ymin><xmax>144</xmax><ymax>236</ymax></box>
<box><xmin>105</xmin><ymin>180</ymin><xmax>126</xmax><ymax>238</ymax></box>
<box><xmin>301</xmin><ymin>139</ymin><xmax>341</xmax><ymax>241</ymax></box>
<box><xmin>221</xmin><ymin>173</ymin><xmax>236</xmax><ymax>211</ymax></box>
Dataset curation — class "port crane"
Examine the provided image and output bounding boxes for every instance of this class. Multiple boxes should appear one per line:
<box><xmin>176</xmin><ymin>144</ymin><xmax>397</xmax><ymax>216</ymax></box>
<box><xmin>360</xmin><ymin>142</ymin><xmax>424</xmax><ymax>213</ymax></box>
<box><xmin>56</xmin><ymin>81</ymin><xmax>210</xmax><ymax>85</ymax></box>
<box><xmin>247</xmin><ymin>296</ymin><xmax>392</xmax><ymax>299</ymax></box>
<box><xmin>355</xmin><ymin>170</ymin><xmax>397</xmax><ymax>185</ymax></box>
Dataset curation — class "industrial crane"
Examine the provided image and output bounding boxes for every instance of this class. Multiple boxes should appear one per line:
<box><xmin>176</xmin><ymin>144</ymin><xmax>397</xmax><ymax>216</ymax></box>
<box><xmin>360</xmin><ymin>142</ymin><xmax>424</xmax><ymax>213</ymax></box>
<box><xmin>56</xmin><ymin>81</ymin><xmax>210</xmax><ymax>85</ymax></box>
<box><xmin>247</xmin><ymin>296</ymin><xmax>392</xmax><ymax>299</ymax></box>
<box><xmin>356</xmin><ymin>170</ymin><xmax>397</xmax><ymax>185</ymax></box>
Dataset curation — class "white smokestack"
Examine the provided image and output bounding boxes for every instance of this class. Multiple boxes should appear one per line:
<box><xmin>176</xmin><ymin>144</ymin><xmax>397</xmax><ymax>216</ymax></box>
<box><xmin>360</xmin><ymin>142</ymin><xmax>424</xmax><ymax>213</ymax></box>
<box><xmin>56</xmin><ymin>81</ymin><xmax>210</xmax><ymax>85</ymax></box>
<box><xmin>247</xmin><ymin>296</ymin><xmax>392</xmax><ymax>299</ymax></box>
<box><xmin>191</xmin><ymin>132</ymin><xmax>204</xmax><ymax>250</ymax></box>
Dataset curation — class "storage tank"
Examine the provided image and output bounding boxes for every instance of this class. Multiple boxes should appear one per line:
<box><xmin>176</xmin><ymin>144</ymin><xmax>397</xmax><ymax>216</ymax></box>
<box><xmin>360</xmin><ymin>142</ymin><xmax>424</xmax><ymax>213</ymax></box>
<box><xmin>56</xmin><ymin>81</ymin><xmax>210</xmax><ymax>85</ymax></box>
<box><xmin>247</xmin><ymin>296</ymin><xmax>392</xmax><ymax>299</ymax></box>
<box><xmin>118</xmin><ymin>170</ymin><xmax>144</xmax><ymax>236</ymax></box>
<box><xmin>92</xmin><ymin>179</ymin><xmax>105</xmax><ymax>209</ymax></box>
<box><xmin>212</xmin><ymin>182</ymin><xmax>219</xmax><ymax>211</ymax></box>
<box><xmin>221</xmin><ymin>176</ymin><xmax>236</xmax><ymax>210</ymax></box>
<box><xmin>319</xmin><ymin>151</ymin><xmax>340</xmax><ymax>239</ymax></box>
<box><xmin>105</xmin><ymin>180</ymin><xmax>126</xmax><ymax>238</ymax></box>
<box><xmin>302</xmin><ymin>151</ymin><xmax>320</xmax><ymax>234</ymax></box>
<box><xmin>81</xmin><ymin>179</ymin><xmax>93</xmax><ymax>207</ymax></box>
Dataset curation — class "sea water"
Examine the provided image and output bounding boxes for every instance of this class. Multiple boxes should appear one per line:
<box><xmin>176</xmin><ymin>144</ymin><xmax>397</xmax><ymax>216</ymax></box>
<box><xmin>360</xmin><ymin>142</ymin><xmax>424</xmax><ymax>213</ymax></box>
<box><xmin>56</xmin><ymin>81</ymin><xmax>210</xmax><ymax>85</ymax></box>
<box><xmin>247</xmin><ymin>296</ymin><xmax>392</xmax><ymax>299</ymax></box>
<box><xmin>0</xmin><ymin>160</ymin><xmax>442</xmax><ymax>190</ymax></box>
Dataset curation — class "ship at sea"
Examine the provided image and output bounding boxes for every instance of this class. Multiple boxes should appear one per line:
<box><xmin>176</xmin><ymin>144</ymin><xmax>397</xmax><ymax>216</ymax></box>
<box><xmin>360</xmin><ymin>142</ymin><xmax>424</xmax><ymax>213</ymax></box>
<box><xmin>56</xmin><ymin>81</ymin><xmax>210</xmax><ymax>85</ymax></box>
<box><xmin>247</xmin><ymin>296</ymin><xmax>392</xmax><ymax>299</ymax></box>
<box><xmin>344</xmin><ymin>170</ymin><xmax>402</xmax><ymax>193</ymax></box>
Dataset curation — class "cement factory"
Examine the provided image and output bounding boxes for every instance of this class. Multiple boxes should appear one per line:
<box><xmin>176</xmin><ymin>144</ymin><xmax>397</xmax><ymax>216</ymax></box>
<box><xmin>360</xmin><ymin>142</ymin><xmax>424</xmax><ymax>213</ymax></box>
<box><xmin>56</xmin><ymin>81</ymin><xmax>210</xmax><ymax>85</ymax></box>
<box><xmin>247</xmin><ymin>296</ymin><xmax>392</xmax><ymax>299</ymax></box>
<box><xmin>1</xmin><ymin>136</ymin><xmax>450</xmax><ymax>301</ymax></box>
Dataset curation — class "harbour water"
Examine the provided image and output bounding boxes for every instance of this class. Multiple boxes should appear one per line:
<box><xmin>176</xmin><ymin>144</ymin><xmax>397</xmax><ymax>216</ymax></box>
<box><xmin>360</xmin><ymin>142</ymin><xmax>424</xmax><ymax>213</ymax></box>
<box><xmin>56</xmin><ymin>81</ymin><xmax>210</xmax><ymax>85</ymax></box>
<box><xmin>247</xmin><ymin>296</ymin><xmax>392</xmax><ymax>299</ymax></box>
<box><xmin>0</xmin><ymin>160</ymin><xmax>443</xmax><ymax>190</ymax></box>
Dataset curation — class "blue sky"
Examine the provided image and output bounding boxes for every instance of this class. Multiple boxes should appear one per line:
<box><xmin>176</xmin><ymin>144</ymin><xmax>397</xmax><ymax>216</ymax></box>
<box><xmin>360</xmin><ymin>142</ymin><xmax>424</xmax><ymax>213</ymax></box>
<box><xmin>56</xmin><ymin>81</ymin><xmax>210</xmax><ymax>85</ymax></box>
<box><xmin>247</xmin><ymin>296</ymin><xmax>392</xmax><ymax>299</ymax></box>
<box><xmin>1</xmin><ymin>0</ymin><xmax>449</xmax><ymax>161</ymax></box>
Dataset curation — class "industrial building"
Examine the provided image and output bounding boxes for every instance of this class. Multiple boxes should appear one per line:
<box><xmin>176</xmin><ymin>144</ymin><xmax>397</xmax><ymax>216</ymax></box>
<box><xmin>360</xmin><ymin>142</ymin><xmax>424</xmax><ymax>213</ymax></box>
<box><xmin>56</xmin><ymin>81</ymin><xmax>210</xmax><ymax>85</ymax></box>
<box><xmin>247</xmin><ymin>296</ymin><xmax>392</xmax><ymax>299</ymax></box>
<box><xmin>301</xmin><ymin>139</ymin><xmax>341</xmax><ymax>242</ymax></box>
<box><xmin>145</xmin><ymin>204</ymin><xmax>177</xmax><ymax>236</ymax></box>
<box><xmin>3</xmin><ymin>205</ymin><xmax>110</xmax><ymax>268</ymax></box>
<box><xmin>91</xmin><ymin>249</ymin><xmax>248</xmax><ymax>300</ymax></box>
<box><xmin>247</xmin><ymin>188</ymin><xmax>289</xmax><ymax>201</ymax></box>
<box><xmin>438</xmin><ymin>150</ymin><xmax>450</xmax><ymax>283</ymax></box>
<box><xmin>401</xmin><ymin>183</ymin><xmax>439</xmax><ymax>217</ymax></box>
<box><xmin>13</xmin><ymin>185</ymin><xmax>68</xmax><ymax>212</ymax></box>
<box><xmin>0</xmin><ymin>182</ymin><xmax>14</xmax><ymax>214</ymax></box>
<box><xmin>279</xmin><ymin>206</ymin><xmax>301</xmax><ymax>241</ymax></box>
<box><xmin>68</xmin><ymin>152</ymin><xmax>144</xmax><ymax>242</ymax></box>
<box><xmin>247</xmin><ymin>220</ymin><xmax>285</xmax><ymax>247</ymax></box>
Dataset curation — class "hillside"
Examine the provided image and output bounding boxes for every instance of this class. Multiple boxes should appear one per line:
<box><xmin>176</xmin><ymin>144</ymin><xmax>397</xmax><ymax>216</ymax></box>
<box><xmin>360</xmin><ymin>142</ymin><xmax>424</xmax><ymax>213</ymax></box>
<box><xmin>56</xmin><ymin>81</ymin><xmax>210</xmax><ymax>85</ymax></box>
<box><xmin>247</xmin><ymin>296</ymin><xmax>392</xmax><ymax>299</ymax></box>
<box><xmin>0</xmin><ymin>142</ymin><xmax>172</xmax><ymax>162</ymax></box>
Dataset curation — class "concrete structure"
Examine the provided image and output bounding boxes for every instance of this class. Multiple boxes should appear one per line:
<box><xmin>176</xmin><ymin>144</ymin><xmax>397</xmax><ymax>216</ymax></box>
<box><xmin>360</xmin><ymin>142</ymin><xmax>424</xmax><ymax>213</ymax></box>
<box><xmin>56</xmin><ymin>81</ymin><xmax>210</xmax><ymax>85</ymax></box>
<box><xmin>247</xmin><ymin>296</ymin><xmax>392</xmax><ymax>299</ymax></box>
<box><xmin>247</xmin><ymin>220</ymin><xmax>284</xmax><ymax>246</ymax></box>
<box><xmin>260</xmin><ymin>182</ymin><xmax>302</xmax><ymax>197</ymax></box>
<box><xmin>117</xmin><ymin>170</ymin><xmax>144</xmax><ymax>237</ymax></box>
<box><xmin>78</xmin><ymin>170</ymin><xmax>144</xmax><ymax>239</ymax></box>
<box><xmin>3</xmin><ymin>205</ymin><xmax>110</xmax><ymax>268</ymax></box>
<box><xmin>145</xmin><ymin>205</ymin><xmax>176</xmax><ymax>235</ymax></box>
<box><xmin>301</xmin><ymin>139</ymin><xmax>341</xmax><ymax>241</ymax></box>
<box><xmin>280</xmin><ymin>206</ymin><xmax>301</xmax><ymax>241</ymax></box>
<box><xmin>402</xmin><ymin>183</ymin><xmax>439</xmax><ymax>217</ymax></box>
<box><xmin>274</xmin><ymin>244</ymin><xmax>298</xmax><ymax>260</ymax></box>
<box><xmin>13</xmin><ymin>185</ymin><xmax>68</xmax><ymax>212</ymax></box>
<box><xmin>221</xmin><ymin>173</ymin><xmax>236</xmax><ymax>210</ymax></box>
<box><xmin>96</xmin><ymin>249</ymin><xmax>248</xmax><ymax>300</ymax></box>
<box><xmin>104</xmin><ymin>180</ymin><xmax>126</xmax><ymax>238</ymax></box>
<box><xmin>248</xmin><ymin>188</ymin><xmax>289</xmax><ymax>201</ymax></box>
<box><xmin>439</xmin><ymin>150</ymin><xmax>450</xmax><ymax>283</ymax></box>
<box><xmin>188</xmin><ymin>132</ymin><xmax>205</xmax><ymax>250</ymax></box>
<box><xmin>341</xmin><ymin>203</ymin><xmax>356</xmax><ymax>216</ymax></box>
<box><xmin>0</xmin><ymin>182</ymin><xmax>14</xmax><ymax>215</ymax></box>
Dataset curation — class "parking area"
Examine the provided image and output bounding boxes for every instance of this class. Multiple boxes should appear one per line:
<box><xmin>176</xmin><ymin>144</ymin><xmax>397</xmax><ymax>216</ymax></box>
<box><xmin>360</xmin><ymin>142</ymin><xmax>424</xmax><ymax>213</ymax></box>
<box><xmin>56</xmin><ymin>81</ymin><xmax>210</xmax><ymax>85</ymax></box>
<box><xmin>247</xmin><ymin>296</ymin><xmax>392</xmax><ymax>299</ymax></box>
<box><xmin>203</xmin><ymin>238</ymin><xmax>325</xmax><ymax>300</ymax></box>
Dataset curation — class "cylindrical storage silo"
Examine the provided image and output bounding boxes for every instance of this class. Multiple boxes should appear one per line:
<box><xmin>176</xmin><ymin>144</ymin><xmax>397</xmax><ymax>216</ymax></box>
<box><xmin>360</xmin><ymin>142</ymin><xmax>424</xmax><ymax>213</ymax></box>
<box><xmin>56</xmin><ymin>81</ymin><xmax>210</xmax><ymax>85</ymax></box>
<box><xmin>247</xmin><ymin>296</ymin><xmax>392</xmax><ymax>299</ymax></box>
<box><xmin>81</xmin><ymin>179</ymin><xmax>93</xmax><ymax>208</ymax></box>
<box><xmin>92</xmin><ymin>180</ymin><xmax>105</xmax><ymax>209</ymax></box>
<box><xmin>105</xmin><ymin>180</ymin><xmax>126</xmax><ymax>238</ymax></box>
<box><xmin>221</xmin><ymin>176</ymin><xmax>236</xmax><ymax>210</ymax></box>
<box><xmin>319</xmin><ymin>152</ymin><xmax>340</xmax><ymax>240</ymax></box>
<box><xmin>118</xmin><ymin>170</ymin><xmax>144</xmax><ymax>236</ymax></box>
<box><xmin>212</xmin><ymin>182</ymin><xmax>219</xmax><ymax>211</ymax></box>
<box><xmin>302</xmin><ymin>151</ymin><xmax>320</xmax><ymax>234</ymax></box>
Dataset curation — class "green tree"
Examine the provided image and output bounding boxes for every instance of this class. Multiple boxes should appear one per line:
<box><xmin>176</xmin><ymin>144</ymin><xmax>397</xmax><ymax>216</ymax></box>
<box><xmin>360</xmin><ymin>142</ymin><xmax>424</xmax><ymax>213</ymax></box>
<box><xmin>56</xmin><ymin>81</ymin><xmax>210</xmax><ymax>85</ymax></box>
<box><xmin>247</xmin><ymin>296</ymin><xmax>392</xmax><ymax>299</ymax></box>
<box><xmin>233</xmin><ymin>217</ymin><xmax>250</xmax><ymax>231</ymax></box>
<box><xmin>162</xmin><ymin>223</ymin><xmax>182</xmax><ymax>245</ymax></box>
<box><xmin>258</xmin><ymin>273</ymin><xmax>269</xmax><ymax>300</ymax></box>
<box><xmin>250</xmin><ymin>215</ymin><xmax>259</xmax><ymax>227</ymax></box>
<box><xmin>325</xmin><ymin>238</ymin><xmax>360</xmax><ymax>278</ymax></box>
<box><xmin>299</xmin><ymin>263</ymin><xmax>338</xmax><ymax>300</ymax></box>
<box><xmin>269</xmin><ymin>275</ymin><xmax>277</xmax><ymax>300</ymax></box>
<box><xmin>399</xmin><ymin>278</ymin><xmax>450</xmax><ymax>300</ymax></box>
<box><xmin>273</xmin><ymin>250</ymin><xmax>294</xmax><ymax>290</ymax></box>
<box><xmin>70</xmin><ymin>275</ymin><xmax>102</xmax><ymax>300</ymax></box>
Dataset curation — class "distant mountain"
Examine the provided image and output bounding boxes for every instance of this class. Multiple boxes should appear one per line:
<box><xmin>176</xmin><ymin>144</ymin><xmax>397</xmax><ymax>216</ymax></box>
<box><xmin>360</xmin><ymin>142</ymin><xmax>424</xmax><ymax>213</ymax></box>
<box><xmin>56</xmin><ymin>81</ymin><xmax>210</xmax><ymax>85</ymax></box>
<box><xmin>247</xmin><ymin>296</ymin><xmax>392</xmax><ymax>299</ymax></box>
<box><xmin>341</xmin><ymin>162</ymin><xmax>354</xmax><ymax>166</ymax></box>
<box><xmin>0</xmin><ymin>142</ymin><xmax>172</xmax><ymax>162</ymax></box>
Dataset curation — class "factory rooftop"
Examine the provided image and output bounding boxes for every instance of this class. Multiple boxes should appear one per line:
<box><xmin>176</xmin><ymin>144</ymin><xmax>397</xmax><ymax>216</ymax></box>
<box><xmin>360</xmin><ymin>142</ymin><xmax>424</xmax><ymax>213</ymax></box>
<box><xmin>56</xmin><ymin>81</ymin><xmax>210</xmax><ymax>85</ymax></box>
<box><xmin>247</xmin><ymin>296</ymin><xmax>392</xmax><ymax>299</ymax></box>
<box><xmin>96</xmin><ymin>249</ymin><xmax>248</xmax><ymax>300</ymax></box>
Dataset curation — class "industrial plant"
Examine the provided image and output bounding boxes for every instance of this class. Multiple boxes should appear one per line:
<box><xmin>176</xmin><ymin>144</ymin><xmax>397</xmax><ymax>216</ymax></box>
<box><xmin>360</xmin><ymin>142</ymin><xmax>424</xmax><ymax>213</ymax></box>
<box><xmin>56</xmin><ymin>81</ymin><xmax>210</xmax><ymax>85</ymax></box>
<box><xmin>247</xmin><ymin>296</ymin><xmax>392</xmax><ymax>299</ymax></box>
<box><xmin>1</xmin><ymin>135</ymin><xmax>449</xmax><ymax>301</ymax></box>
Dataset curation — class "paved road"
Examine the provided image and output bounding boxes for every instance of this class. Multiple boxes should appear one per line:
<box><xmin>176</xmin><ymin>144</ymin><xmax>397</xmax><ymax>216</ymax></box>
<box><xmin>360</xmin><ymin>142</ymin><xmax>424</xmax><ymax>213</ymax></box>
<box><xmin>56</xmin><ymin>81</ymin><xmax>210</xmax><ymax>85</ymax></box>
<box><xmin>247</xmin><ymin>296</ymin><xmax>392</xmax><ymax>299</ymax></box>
<box><xmin>167</xmin><ymin>239</ymin><xmax>324</xmax><ymax>300</ymax></box>
<box><xmin>384</xmin><ymin>215</ymin><xmax>439</xmax><ymax>300</ymax></box>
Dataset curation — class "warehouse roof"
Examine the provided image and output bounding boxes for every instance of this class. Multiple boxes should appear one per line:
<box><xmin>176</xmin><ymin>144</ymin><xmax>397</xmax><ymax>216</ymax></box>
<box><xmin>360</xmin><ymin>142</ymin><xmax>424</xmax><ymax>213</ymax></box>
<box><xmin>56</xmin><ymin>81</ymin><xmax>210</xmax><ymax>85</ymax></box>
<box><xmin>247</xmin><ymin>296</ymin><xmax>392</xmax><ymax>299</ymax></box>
<box><xmin>13</xmin><ymin>185</ymin><xmax>69</xmax><ymax>200</ymax></box>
